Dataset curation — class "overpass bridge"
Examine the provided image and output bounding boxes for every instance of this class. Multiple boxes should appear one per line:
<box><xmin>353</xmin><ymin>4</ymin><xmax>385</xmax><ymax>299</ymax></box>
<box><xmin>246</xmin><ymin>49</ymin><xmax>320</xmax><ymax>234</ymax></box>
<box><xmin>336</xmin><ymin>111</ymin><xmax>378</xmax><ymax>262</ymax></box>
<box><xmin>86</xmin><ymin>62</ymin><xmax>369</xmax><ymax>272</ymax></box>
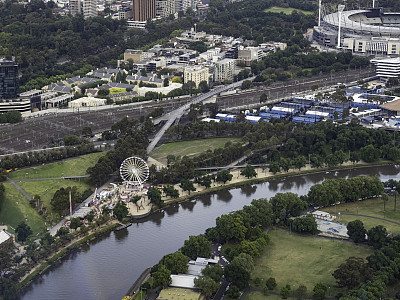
<box><xmin>146</xmin><ymin>79</ymin><xmax>252</xmax><ymax>153</ymax></box>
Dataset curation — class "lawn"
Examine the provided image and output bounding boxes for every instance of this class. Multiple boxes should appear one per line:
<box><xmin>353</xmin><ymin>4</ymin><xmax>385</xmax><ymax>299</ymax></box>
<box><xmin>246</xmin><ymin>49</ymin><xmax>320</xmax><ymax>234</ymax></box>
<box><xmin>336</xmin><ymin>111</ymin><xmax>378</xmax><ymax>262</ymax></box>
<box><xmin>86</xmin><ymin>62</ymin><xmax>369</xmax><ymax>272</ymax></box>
<box><xmin>0</xmin><ymin>183</ymin><xmax>45</xmax><ymax>234</ymax></box>
<box><xmin>264</xmin><ymin>6</ymin><xmax>314</xmax><ymax>15</ymax></box>
<box><xmin>323</xmin><ymin>196</ymin><xmax>400</xmax><ymax>234</ymax></box>
<box><xmin>150</xmin><ymin>137</ymin><xmax>243</xmax><ymax>164</ymax></box>
<box><xmin>109</xmin><ymin>87</ymin><xmax>127</xmax><ymax>94</ymax></box>
<box><xmin>244</xmin><ymin>292</ymin><xmax>281</xmax><ymax>300</ymax></box>
<box><xmin>9</xmin><ymin>152</ymin><xmax>106</xmax><ymax>180</ymax></box>
<box><xmin>17</xmin><ymin>179</ymin><xmax>92</xmax><ymax>222</ymax></box>
<box><xmin>252</xmin><ymin>228</ymin><xmax>373</xmax><ymax>297</ymax></box>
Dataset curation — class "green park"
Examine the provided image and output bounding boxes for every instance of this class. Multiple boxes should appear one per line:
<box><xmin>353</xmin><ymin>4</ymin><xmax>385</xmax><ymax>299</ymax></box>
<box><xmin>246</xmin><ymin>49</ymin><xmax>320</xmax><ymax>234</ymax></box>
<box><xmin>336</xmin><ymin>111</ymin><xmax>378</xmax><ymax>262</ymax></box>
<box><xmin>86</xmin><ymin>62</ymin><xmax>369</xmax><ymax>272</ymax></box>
<box><xmin>264</xmin><ymin>6</ymin><xmax>314</xmax><ymax>15</ymax></box>
<box><xmin>150</xmin><ymin>137</ymin><xmax>242</xmax><ymax>164</ymax></box>
<box><xmin>251</xmin><ymin>228</ymin><xmax>372</xmax><ymax>297</ymax></box>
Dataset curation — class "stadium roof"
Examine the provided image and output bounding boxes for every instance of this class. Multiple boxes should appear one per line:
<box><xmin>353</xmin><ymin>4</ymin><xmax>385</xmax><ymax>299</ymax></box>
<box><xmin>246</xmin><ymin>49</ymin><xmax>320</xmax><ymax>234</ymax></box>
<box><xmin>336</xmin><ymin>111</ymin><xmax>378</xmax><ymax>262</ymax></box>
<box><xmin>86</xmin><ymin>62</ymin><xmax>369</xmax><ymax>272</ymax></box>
<box><xmin>381</xmin><ymin>99</ymin><xmax>400</xmax><ymax>112</ymax></box>
<box><xmin>323</xmin><ymin>9</ymin><xmax>400</xmax><ymax>36</ymax></box>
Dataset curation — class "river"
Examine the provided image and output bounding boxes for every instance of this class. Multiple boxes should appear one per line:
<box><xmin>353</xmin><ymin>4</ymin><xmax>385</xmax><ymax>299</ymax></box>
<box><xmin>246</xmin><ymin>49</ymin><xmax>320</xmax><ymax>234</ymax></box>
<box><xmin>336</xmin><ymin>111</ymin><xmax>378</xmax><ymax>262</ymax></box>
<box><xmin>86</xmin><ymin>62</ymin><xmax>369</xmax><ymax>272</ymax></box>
<box><xmin>18</xmin><ymin>165</ymin><xmax>400</xmax><ymax>300</ymax></box>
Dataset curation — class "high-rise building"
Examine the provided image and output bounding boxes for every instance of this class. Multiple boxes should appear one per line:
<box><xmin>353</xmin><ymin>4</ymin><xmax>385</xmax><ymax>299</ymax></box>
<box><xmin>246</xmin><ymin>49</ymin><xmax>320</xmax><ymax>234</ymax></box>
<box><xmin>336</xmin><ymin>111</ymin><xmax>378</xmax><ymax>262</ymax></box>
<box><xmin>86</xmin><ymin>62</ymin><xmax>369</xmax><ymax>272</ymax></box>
<box><xmin>133</xmin><ymin>0</ymin><xmax>156</xmax><ymax>21</ymax></box>
<box><xmin>184</xmin><ymin>66</ymin><xmax>209</xmax><ymax>88</ymax></box>
<box><xmin>156</xmin><ymin>0</ymin><xmax>175</xmax><ymax>18</ymax></box>
<box><xmin>214</xmin><ymin>58</ymin><xmax>235</xmax><ymax>82</ymax></box>
<box><xmin>69</xmin><ymin>0</ymin><xmax>81</xmax><ymax>15</ymax></box>
<box><xmin>83</xmin><ymin>0</ymin><xmax>97</xmax><ymax>19</ymax></box>
<box><xmin>0</xmin><ymin>58</ymin><xmax>18</xmax><ymax>100</ymax></box>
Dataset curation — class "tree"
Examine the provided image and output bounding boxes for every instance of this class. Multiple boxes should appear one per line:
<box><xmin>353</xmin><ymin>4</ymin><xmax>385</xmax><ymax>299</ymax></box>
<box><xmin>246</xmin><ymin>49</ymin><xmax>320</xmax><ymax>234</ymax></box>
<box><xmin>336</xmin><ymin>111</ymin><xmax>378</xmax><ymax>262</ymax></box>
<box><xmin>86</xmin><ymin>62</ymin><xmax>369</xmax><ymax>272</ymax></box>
<box><xmin>266</xmin><ymin>277</ymin><xmax>277</xmax><ymax>290</ymax></box>
<box><xmin>70</xmin><ymin>217</ymin><xmax>82</xmax><ymax>230</ymax></box>
<box><xmin>367</xmin><ymin>225</ymin><xmax>388</xmax><ymax>249</ymax></box>
<box><xmin>15</xmin><ymin>222</ymin><xmax>32</xmax><ymax>242</ymax></box>
<box><xmin>260</xmin><ymin>93</ymin><xmax>268</xmax><ymax>103</ymax></box>
<box><xmin>50</xmin><ymin>186</ymin><xmax>81</xmax><ymax>215</ymax></box>
<box><xmin>240</xmin><ymin>164</ymin><xmax>257</xmax><ymax>179</ymax></box>
<box><xmin>347</xmin><ymin>220</ymin><xmax>366</xmax><ymax>243</ymax></box>
<box><xmin>63</xmin><ymin>134</ymin><xmax>81</xmax><ymax>146</ymax></box>
<box><xmin>181</xmin><ymin>235</ymin><xmax>211</xmax><ymax>259</ymax></box>
<box><xmin>241</xmin><ymin>80</ymin><xmax>253</xmax><ymax>90</ymax></box>
<box><xmin>313</xmin><ymin>282</ymin><xmax>327</xmax><ymax>300</ymax></box>
<box><xmin>199</xmin><ymin>81</ymin><xmax>209</xmax><ymax>93</ymax></box>
<box><xmin>148</xmin><ymin>187</ymin><xmax>162</xmax><ymax>206</ymax></box>
<box><xmin>224</xmin><ymin>253</ymin><xmax>254</xmax><ymax>290</ymax></box>
<box><xmin>216</xmin><ymin>170</ymin><xmax>233</xmax><ymax>183</ymax></box>
<box><xmin>113</xmin><ymin>201</ymin><xmax>128</xmax><ymax>221</ymax></box>
<box><xmin>226</xmin><ymin>285</ymin><xmax>241</xmax><ymax>299</ymax></box>
<box><xmin>269</xmin><ymin>162</ymin><xmax>280</xmax><ymax>174</ymax></box>
<box><xmin>202</xmin><ymin>264</ymin><xmax>224</xmax><ymax>282</ymax></box>
<box><xmin>40</xmin><ymin>232</ymin><xmax>55</xmax><ymax>246</ymax></box>
<box><xmin>280</xmin><ymin>285</ymin><xmax>291</xmax><ymax>299</ymax></box>
<box><xmin>194</xmin><ymin>277</ymin><xmax>219</xmax><ymax>297</ymax></box>
<box><xmin>163</xmin><ymin>185</ymin><xmax>179</xmax><ymax>198</ymax></box>
<box><xmin>160</xmin><ymin>252</ymin><xmax>188</xmax><ymax>274</ymax></box>
<box><xmin>291</xmin><ymin>215</ymin><xmax>318</xmax><ymax>234</ymax></box>
<box><xmin>293</xmin><ymin>155</ymin><xmax>307</xmax><ymax>170</ymax></box>
<box><xmin>295</xmin><ymin>285</ymin><xmax>307</xmax><ymax>300</ymax></box>
<box><xmin>197</xmin><ymin>175</ymin><xmax>212</xmax><ymax>189</ymax></box>
<box><xmin>153</xmin><ymin>265</ymin><xmax>171</xmax><ymax>288</ymax></box>
<box><xmin>333</xmin><ymin>257</ymin><xmax>372</xmax><ymax>289</ymax></box>
<box><xmin>180</xmin><ymin>179</ymin><xmax>196</xmax><ymax>195</ymax></box>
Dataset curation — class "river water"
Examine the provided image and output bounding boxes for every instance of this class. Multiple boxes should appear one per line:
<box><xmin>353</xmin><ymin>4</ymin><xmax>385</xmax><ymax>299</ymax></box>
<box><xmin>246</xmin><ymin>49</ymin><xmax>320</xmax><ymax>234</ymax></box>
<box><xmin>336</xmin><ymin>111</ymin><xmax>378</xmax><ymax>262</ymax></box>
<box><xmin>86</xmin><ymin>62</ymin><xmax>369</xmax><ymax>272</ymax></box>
<box><xmin>18</xmin><ymin>165</ymin><xmax>400</xmax><ymax>300</ymax></box>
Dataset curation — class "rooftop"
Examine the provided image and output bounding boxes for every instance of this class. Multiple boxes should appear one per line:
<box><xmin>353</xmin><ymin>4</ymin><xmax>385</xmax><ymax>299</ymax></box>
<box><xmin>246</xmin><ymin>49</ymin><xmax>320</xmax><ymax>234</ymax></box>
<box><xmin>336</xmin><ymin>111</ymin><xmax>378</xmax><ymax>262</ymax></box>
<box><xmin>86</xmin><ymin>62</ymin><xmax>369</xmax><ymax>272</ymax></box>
<box><xmin>157</xmin><ymin>287</ymin><xmax>201</xmax><ymax>300</ymax></box>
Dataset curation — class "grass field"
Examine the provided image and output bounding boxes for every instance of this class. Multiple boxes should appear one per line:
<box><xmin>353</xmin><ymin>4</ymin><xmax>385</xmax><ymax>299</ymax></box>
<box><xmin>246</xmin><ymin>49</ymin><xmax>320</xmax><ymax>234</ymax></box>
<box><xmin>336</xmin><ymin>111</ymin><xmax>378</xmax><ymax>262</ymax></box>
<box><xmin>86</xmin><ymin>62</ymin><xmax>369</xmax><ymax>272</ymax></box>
<box><xmin>109</xmin><ymin>87</ymin><xmax>127</xmax><ymax>94</ymax></box>
<box><xmin>9</xmin><ymin>152</ymin><xmax>105</xmax><ymax>180</ymax></box>
<box><xmin>264</xmin><ymin>6</ymin><xmax>314</xmax><ymax>15</ymax></box>
<box><xmin>323</xmin><ymin>196</ymin><xmax>400</xmax><ymax>234</ymax></box>
<box><xmin>252</xmin><ymin>228</ymin><xmax>372</xmax><ymax>297</ymax></box>
<box><xmin>244</xmin><ymin>292</ymin><xmax>281</xmax><ymax>300</ymax></box>
<box><xmin>17</xmin><ymin>179</ymin><xmax>92</xmax><ymax>222</ymax></box>
<box><xmin>0</xmin><ymin>183</ymin><xmax>45</xmax><ymax>234</ymax></box>
<box><xmin>150</xmin><ymin>137</ymin><xmax>242</xmax><ymax>164</ymax></box>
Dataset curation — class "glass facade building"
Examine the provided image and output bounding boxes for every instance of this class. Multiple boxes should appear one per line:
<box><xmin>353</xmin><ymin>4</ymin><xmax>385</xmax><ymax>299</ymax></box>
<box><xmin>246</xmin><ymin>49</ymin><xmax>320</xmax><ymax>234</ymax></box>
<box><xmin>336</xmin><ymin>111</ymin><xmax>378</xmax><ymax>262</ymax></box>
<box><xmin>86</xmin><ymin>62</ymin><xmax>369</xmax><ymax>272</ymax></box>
<box><xmin>0</xmin><ymin>58</ymin><xmax>18</xmax><ymax>99</ymax></box>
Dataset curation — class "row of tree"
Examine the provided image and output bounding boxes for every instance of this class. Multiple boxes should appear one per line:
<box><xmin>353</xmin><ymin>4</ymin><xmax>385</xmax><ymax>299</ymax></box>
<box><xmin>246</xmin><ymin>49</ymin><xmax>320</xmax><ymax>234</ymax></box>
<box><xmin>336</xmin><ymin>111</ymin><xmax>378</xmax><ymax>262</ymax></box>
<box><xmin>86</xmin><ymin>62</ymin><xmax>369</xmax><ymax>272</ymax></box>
<box><xmin>0</xmin><ymin>143</ymin><xmax>96</xmax><ymax>170</ymax></box>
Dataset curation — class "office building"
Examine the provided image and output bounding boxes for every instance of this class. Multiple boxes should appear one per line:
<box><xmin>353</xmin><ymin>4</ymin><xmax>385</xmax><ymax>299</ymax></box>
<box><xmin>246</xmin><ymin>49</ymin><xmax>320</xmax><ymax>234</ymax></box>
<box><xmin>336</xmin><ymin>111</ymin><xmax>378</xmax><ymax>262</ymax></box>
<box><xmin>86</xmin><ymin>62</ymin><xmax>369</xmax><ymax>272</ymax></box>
<box><xmin>0</xmin><ymin>58</ymin><xmax>18</xmax><ymax>100</ymax></box>
<box><xmin>133</xmin><ymin>0</ymin><xmax>156</xmax><ymax>21</ymax></box>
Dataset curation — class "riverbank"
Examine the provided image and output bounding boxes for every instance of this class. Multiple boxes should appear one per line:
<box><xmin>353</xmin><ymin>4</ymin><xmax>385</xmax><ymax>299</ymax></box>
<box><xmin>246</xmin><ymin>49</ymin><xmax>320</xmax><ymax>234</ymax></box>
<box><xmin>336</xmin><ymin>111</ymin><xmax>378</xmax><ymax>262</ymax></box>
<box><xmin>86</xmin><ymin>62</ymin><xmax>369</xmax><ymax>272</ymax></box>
<box><xmin>157</xmin><ymin>160</ymin><xmax>396</xmax><ymax>208</ymax></box>
<box><xmin>17</xmin><ymin>221</ymin><xmax>119</xmax><ymax>292</ymax></box>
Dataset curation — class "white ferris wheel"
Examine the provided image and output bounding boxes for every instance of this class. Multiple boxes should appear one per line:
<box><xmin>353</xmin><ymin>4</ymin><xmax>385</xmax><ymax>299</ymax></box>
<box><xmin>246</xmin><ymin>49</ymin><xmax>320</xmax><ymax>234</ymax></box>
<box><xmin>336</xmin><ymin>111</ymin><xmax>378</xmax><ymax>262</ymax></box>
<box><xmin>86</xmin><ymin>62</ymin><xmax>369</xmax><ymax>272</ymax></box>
<box><xmin>120</xmin><ymin>156</ymin><xmax>149</xmax><ymax>190</ymax></box>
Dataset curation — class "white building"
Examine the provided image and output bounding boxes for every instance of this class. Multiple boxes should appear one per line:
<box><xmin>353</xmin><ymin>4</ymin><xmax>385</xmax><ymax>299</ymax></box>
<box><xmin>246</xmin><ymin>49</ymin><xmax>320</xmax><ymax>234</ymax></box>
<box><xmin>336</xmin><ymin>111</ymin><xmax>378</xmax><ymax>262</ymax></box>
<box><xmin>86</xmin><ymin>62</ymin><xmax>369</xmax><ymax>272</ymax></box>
<box><xmin>156</xmin><ymin>0</ymin><xmax>175</xmax><ymax>18</ymax></box>
<box><xmin>372</xmin><ymin>57</ymin><xmax>400</xmax><ymax>79</ymax></box>
<box><xmin>83</xmin><ymin>0</ymin><xmax>97</xmax><ymax>18</ymax></box>
<box><xmin>69</xmin><ymin>0</ymin><xmax>81</xmax><ymax>15</ymax></box>
<box><xmin>184</xmin><ymin>66</ymin><xmax>209</xmax><ymax>87</ymax></box>
<box><xmin>214</xmin><ymin>58</ymin><xmax>236</xmax><ymax>82</ymax></box>
<box><xmin>68</xmin><ymin>96</ymin><xmax>106</xmax><ymax>108</ymax></box>
<box><xmin>238</xmin><ymin>46</ymin><xmax>263</xmax><ymax>66</ymax></box>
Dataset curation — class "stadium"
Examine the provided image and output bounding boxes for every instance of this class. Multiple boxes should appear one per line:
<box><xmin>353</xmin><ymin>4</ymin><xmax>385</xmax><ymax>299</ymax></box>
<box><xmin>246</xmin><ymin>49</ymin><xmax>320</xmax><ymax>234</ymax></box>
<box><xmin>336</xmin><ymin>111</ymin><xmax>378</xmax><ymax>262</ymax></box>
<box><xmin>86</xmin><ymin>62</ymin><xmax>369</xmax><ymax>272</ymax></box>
<box><xmin>313</xmin><ymin>5</ymin><xmax>400</xmax><ymax>56</ymax></box>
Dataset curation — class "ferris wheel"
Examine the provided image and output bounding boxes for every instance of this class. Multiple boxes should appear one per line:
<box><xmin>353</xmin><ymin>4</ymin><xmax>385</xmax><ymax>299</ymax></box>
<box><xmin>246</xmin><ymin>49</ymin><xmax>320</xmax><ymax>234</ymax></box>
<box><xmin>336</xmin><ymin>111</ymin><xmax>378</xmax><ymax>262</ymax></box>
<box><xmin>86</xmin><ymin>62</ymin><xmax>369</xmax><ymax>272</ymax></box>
<box><xmin>120</xmin><ymin>156</ymin><xmax>149</xmax><ymax>190</ymax></box>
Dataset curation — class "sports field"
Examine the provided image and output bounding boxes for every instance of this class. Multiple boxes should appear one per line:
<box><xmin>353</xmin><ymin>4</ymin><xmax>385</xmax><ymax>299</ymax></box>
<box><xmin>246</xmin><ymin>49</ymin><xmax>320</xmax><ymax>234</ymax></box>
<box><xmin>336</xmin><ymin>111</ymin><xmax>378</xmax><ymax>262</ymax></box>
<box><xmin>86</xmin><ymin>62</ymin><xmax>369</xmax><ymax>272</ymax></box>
<box><xmin>9</xmin><ymin>152</ymin><xmax>105</xmax><ymax>180</ymax></box>
<box><xmin>150</xmin><ymin>137</ymin><xmax>242</xmax><ymax>164</ymax></box>
<box><xmin>323</xmin><ymin>196</ymin><xmax>400</xmax><ymax>234</ymax></box>
<box><xmin>0</xmin><ymin>183</ymin><xmax>45</xmax><ymax>234</ymax></box>
<box><xmin>264</xmin><ymin>6</ymin><xmax>314</xmax><ymax>15</ymax></box>
<box><xmin>252</xmin><ymin>228</ymin><xmax>372</xmax><ymax>297</ymax></box>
